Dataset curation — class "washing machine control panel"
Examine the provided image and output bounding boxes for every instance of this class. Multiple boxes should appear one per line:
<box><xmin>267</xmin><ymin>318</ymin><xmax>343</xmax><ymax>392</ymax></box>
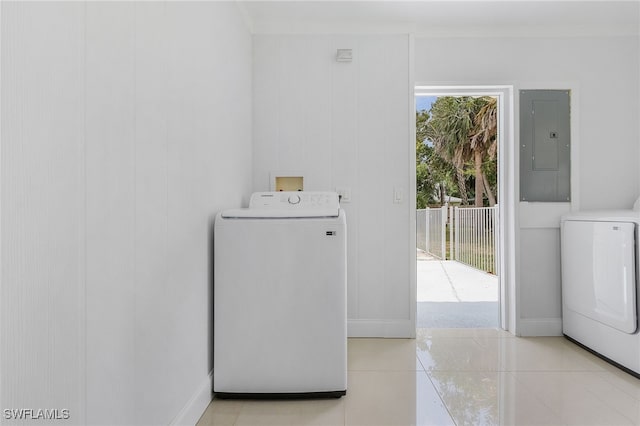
<box><xmin>287</xmin><ymin>194</ymin><xmax>301</xmax><ymax>205</ymax></box>
<box><xmin>249</xmin><ymin>191</ymin><xmax>340</xmax><ymax>211</ymax></box>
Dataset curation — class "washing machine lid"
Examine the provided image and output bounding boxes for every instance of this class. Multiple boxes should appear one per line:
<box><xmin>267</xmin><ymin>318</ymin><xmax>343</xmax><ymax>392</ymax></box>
<box><xmin>221</xmin><ymin>191</ymin><xmax>340</xmax><ymax>218</ymax></box>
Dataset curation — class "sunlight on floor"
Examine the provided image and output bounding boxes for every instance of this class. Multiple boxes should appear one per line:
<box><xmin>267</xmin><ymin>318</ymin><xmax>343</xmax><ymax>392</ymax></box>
<box><xmin>199</xmin><ymin>330</ymin><xmax>640</xmax><ymax>425</ymax></box>
<box><xmin>417</xmin><ymin>258</ymin><xmax>498</xmax><ymax>328</ymax></box>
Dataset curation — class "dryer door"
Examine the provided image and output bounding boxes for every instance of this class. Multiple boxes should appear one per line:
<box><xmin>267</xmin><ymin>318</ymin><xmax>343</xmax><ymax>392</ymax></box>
<box><xmin>562</xmin><ymin>220</ymin><xmax>637</xmax><ymax>334</ymax></box>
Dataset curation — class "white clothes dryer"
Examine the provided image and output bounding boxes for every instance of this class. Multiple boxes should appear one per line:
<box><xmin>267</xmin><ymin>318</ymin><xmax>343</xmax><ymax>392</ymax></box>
<box><xmin>561</xmin><ymin>204</ymin><xmax>640</xmax><ymax>376</ymax></box>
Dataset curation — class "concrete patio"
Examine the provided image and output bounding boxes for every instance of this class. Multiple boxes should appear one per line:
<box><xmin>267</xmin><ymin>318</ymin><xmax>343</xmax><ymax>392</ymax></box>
<box><xmin>417</xmin><ymin>250</ymin><xmax>499</xmax><ymax>328</ymax></box>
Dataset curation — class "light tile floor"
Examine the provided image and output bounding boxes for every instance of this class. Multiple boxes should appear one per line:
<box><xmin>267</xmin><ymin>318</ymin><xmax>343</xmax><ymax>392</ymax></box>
<box><xmin>197</xmin><ymin>329</ymin><xmax>640</xmax><ymax>425</ymax></box>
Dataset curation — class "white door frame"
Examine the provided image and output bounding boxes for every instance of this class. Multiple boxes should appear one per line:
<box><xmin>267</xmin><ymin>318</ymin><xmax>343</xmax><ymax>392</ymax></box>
<box><xmin>414</xmin><ymin>85</ymin><xmax>516</xmax><ymax>332</ymax></box>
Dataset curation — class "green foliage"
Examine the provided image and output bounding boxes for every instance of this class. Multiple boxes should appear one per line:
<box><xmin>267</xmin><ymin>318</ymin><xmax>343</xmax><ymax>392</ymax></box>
<box><xmin>416</xmin><ymin>96</ymin><xmax>498</xmax><ymax>207</ymax></box>
<box><xmin>416</xmin><ymin>110</ymin><xmax>458</xmax><ymax>208</ymax></box>
<box><xmin>482</xmin><ymin>156</ymin><xmax>497</xmax><ymax>202</ymax></box>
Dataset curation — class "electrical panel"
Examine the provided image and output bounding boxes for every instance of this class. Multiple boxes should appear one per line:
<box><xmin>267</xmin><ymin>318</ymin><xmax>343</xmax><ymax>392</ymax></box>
<box><xmin>520</xmin><ymin>90</ymin><xmax>570</xmax><ymax>202</ymax></box>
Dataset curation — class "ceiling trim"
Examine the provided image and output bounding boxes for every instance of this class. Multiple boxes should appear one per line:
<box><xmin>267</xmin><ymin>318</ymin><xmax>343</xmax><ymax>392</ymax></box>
<box><xmin>250</xmin><ymin>19</ymin><xmax>638</xmax><ymax>37</ymax></box>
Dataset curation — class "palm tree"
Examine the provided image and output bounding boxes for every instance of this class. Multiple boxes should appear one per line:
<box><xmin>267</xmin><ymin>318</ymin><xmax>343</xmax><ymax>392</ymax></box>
<box><xmin>425</xmin><ymin>97</ymin><xmax>479</xmax><ymax>205</ymax></box>
<box><xmin>424</xmin><ymin>96</ymin><xmax>497</xmax><ymax>207</ymax></box>
<box><xmin>416</xmin><ymin>110</ymin><xmax>459</xmax><ymax>207</ymax></box>
<box><xmin>469</xmin><ymin>97</ymin><xmax>497</xmax><ymax>206</ymax></box>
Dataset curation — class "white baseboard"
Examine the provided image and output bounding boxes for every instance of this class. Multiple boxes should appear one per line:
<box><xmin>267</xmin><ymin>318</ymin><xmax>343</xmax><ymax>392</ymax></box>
<box><xmin>348</xmin><ymin>319</ymin><xmax>415</xmax><ymax>338</ymax></box>
<box><xmin>170</xmin><ymin>372</ymin><xmax>213</xmax><ymax>426</ymax></box>
<box><xmin>516</xmin><ymin>318</ymin><xmax>563</xmax><ymax>337</ymax></box>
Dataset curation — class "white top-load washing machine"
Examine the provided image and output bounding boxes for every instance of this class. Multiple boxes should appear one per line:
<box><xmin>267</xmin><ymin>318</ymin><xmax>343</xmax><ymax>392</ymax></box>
<box><xmin>213</xmin><ymin>191</ymin><xmax>347</xmax><ymax>398</ymax></box>
<box><xmin>561</xmin><ymin>200</ymin><xmax>640</xmax><ymax>376</ymax></box>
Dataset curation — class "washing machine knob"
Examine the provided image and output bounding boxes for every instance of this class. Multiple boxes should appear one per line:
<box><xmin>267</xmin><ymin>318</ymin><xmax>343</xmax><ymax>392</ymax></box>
<box><xmin>288</xmin><ymin>194</ymin><xmax>301</xmax><ymax>205</ymax></box>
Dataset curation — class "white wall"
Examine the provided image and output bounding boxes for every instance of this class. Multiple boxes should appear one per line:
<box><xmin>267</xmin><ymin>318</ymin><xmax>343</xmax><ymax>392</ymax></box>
<box><xmin>254</xmin><ymin>32</ymin><xmax>640</xmax><ymax>338</ymax></box>
<box><xmin>1</xmin><ymin>2</ymin><xmax>252</xmax><ymax>424</ymax></box>
<box><xmin>1</xmin><ymin>3</ymin><xmax>85</xmax><ymax>422</ymax></box>
<box><xmin>253</xmin><ymin>35</ymin><xmax>414</xmax><ymax>337</ymax></box>
<box><xmin>415</xmin><ymin>35</ymin><xmax>639</xmax><ymax>335</ymax></box>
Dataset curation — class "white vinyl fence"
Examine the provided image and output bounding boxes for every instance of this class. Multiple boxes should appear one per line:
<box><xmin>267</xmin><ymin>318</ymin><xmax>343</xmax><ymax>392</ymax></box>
<box><xmin>453</xmin><ymin>206</ymin><xmax>497</xmax><ymax>274</ymax></box>
<box><xmin>417</xmin><ymin>206</ymin><xmax>447</xmax><ymax>260</ymax></box>
<box><xmin>417</xmin><ymin>205</ymin><xmax>498</xmax><ymax>274</ymax></box>
<box><xmin>416</xmin><ymin>209</ymin><xmax>427</xmax><ymax>252</ymax></box>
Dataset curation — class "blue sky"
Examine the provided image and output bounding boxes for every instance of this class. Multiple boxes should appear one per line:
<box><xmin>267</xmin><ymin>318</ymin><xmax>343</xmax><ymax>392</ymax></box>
<box><xmin>416</xmin><ymin>95</ymin><xmax>438</xmax><ymax>146</ymax></box>
<box><xmin>416</xmin><ymin>95</ymin><xmax>438</xmax><ymax>112</ymax></box>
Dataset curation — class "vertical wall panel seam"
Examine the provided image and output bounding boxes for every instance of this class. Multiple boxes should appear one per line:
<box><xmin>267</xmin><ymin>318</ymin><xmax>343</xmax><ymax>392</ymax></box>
<box><xmin>329</xmin><ymin>38</ymin><xmax>334</xmax><ymax>190</ymax></box>
<box><xmin>0</xmin><ymin>0</ymin><xmax>4</xmax><ymax>411</ymax></box>
<box><xmin>407</xmin><ymin>34</ymin><xmax>412</xmax><ymax>321</ymax></box>
<box><xmin>165</xmin><ymin>4</ymin><xmax>171</xmax><ymax>373</ymax></box>
<box><xmin>131</xmin><ymin>4</ymin><xmax>138</xmax><ymax>418</ymax></box>
<box><xmin>383</xmin><ymin>38</ymin><xmax>390</xmax><ymax>318</ymax></box>
<box><xmin>45</xmin><ymin>4</ymin><xmax>53</xmax><ymax>399</ymax></box>
<box><xmin>303</xmin><ymin>38</ymin><xmax>308</xmax><ymax>177</ymax></box>
<box><xmin>276</xmin><ymin>37</ymin><xmax>281</xmax><ymax>173</ymax></box>
<box><xmin>18</xmin><ymin>3</ymin><xmax>26</xmax><ymax>406</ymax></box>
<box><xmin>9</xmin><ymin>5</ymin><xmax>17</xmax><ymax>406</ymax></box>
<box><xmin>354</xmin><ymin>36</ymin><xmax>360</xmax><ymax>319</ymax></box>
<box><xmin>164</xmin><ymin>1</ymin><xmax>170</xmax><ymax>386</ymax></box>
<box><xmin>80</xmin><ymin>2</ymin><xmax>87</xmax><ymax>423</ymax></box>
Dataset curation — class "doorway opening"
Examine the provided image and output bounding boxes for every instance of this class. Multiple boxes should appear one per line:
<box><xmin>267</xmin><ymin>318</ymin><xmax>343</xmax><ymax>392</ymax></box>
<box><xmin>414</xmin><ymin>87</ymin><xmax>513</xmax><ymax>330</ymax></box>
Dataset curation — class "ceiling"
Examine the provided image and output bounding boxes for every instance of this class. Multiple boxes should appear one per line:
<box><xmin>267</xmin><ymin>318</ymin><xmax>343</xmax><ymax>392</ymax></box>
<box><xmin>240</xmin><ymin>1</ymin><xmax>640</xmax><ymax>36</ymax></box>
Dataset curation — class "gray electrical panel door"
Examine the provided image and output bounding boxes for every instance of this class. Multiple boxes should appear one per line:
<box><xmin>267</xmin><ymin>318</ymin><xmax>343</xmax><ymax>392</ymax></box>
<box><xmin>520</xmin><ymin>90</ymin><xmax>570</xmax><ymax>202</ymax></box>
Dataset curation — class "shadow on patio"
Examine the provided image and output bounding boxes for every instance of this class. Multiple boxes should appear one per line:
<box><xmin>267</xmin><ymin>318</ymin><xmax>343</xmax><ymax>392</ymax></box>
<box><xmin>417</xmin><ymin>249</ymin><xmax>498</xmax><ymax>328</ymax></box>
